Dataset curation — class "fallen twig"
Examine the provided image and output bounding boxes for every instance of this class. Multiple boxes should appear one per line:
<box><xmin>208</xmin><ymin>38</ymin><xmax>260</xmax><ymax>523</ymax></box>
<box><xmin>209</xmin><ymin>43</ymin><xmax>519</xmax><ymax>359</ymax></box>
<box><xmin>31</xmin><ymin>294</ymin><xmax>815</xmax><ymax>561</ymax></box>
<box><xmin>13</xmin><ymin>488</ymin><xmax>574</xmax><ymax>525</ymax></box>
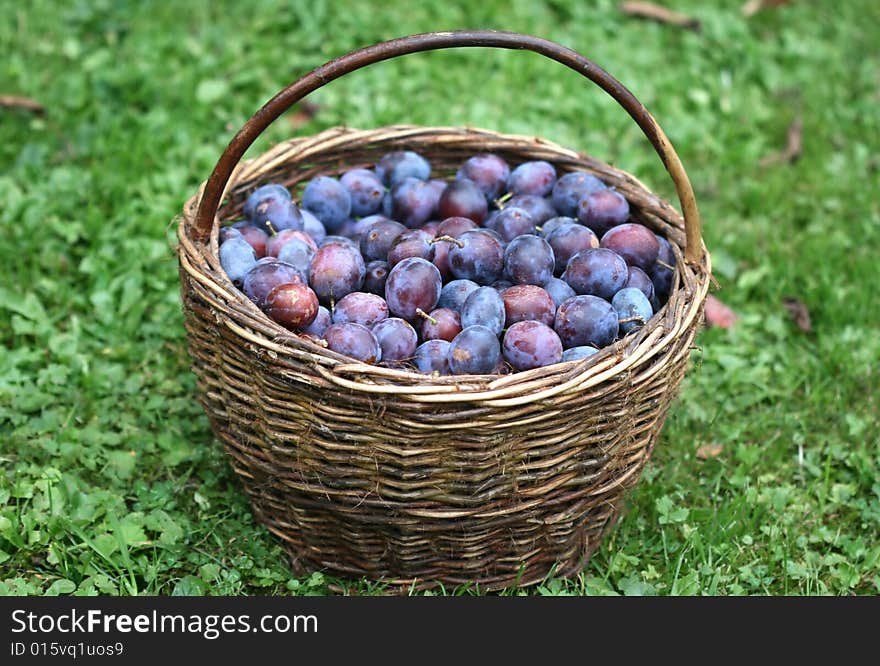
<box><xmin>782</xmin><ymin>297</ymin><xmax>812</xmax><ymax>333</ymax></box>
<box><xmin>619</xmin><ymin>2</ymin><xmax>701</xmax><ymax>31</ymax></box>
<box><xmin>0</xmin><ymin>94</ymin><xmax>45</xmax><ymax>116</ymax></box>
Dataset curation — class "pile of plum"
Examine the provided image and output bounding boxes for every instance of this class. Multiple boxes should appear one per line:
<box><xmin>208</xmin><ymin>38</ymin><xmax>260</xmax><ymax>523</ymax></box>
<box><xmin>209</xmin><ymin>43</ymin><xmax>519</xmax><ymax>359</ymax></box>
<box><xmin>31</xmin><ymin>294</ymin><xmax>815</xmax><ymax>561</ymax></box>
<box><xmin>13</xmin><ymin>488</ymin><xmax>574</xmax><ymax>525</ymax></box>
<box><xmin>218</xmin><ymin>151</ymin><xmax>675</xmax><ymax>375</ymax></box>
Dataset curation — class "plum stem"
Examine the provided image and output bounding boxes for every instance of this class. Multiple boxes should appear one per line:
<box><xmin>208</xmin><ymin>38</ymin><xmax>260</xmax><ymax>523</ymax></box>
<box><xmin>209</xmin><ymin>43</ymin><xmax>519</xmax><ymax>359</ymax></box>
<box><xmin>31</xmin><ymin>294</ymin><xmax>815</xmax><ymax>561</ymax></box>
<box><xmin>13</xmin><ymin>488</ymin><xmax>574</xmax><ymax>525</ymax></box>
<box><xmin>494</xmin><ymin>192</ymin><xmax>513</xmax><ymax>209</ymax></box>
<box><xmin>264</xmin><ymin>220</ymin><xmax>278</xmax><ymax>235</ymax></box>
<box><xmin>429</xmin><ymin>235</ymin><xmax>464</xmax><ymax>248</ymax></box>
<box><xmin>415</xmin><ymin>308</ymin><xmax>438</xmax><ymax>325</ymax></box>
<box><xmin>656</xmin><ymin>260</ymin><xmax>675</xmax><ymax>271</ymax></box>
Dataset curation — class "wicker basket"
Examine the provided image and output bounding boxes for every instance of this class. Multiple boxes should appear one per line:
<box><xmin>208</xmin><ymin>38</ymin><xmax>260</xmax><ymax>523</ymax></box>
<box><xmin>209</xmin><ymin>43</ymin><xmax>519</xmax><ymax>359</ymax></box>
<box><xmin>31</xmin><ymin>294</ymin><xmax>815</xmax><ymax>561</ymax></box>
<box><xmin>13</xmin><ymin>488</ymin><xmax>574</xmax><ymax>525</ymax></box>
<box><xmin>176</xmin><ymin>31</ymin><xmax>711</xmax><ymax>592</ymax></box>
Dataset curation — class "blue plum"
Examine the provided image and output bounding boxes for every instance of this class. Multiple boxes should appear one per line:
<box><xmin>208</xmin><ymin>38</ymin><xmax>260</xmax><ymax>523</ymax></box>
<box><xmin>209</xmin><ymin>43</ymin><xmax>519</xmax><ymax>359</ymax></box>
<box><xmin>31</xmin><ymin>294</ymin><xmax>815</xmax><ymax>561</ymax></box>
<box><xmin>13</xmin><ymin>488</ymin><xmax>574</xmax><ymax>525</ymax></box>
<box><xmin>447</xmin><ymin>325</ymin><xmax>502</xmax><ymax>375</ymax></box>
<box><xmin>375</xmin><ymin>150</ymin><xmax>431</xmax><ymax>187</ymax></box>
<box><xmin>503</xmin><ymin>234</ymin><xmax>555</xmax><ymax>286</ymax></box>
<box><xmin>507</xmin><ymin>161</ymin><xmax>557</xmax><ymax>197</ymax></box>
<box><xmin>413</xmin><ymin>339</ymin><xmax>451</xmax><ymax>375</ymax></box>
<box><xmin>302</xmin><ymin>176</ymin><xmax>352</xmax><ymax>232</ymax></box>
<box><xmin>502</xmin><ymin>321</ymin><xmax>563</xmax><ymax>371</ymax></box>
<box><xmin>340</xmin><ymin>168</ymin><xmax>385</xmax><ymax>217</ymax></box>
<box><xmin>447</xmin><ymin>229</ymin><xmax>504</xmax><ymax>285</ymax></box>
<box><xmin>561</xmin><ymin>248</ymin><xmax>629</xmax><ymax>301</ymax></box>
<box><xmin>384</xmin><ymin>257</ymin><xmax>442</xmax><ymax>321</ymax></box>
<box><xmin>554</xmin><ymin>295</ymin><xmax>619</xmax><ymax>349</ymax></box>
<box><xmin>460</xmin><ymin>286</ymin><xmax>506</xmax><ymax>336</ymax></box>
<box><xmin>612</xmin><ymin>287</ymin><xmax>654</xmax><ymax>335</ymax></box>
<box><xmin>323</xmin><ymin>322</ymin><xmax>381</xmax><ymax>364</ymax></box>
<box><xmin>373</xmin><ymin>318</ymin><xmax>418</xmax><ymax>367</ymax></box>
<box><xmin>551</xmin><ymin>171</ymin><xmax>607</xmax><ymax>217</ymax></box>
<box><xmin>578</xmin><ymin>189</ymin><xmax>630</xmax><ymax>237</ymax></box>
<box><xmin>456</xmin><ymin>153</ymin><xmax>510</xmax><ymax>201</ymax></box>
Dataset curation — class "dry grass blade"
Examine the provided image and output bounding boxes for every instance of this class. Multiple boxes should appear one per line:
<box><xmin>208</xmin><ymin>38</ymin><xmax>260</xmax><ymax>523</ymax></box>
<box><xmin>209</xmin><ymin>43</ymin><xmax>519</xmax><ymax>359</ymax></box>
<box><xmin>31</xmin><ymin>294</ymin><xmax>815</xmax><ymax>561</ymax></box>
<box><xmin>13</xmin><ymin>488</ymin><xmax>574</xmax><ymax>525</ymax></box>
<box><xmin>619</xmin><ymin>2</ymin><xmax>701</xmax><ymax>31</ymax></box>
<box><xmin>287</xmin><ymin>101</ymin><xmax>321</xmax><ymax>130</ymax></box>
<box><xmin>760</xmin><ymin>117</ymin><xmax>803</xmax><ymax>166</ymax></box>
<box><xmin>696</xmin><ymin>444</ymin><xmax>724</xmax><ymax>460</ymax></box>
<box><xmin>783</xmin><ymin>297</ymin><xmax>812</xmax><ymax>333</ymax></box>
<box><xmin>743</xmin><ymin>0</ymin><xmax>793</xmax><ymax>18</ymax></box>
<box><xmin>0</xmin><ymin>94</ymin><xmax>46</xmax><ymax>116</ymax></box>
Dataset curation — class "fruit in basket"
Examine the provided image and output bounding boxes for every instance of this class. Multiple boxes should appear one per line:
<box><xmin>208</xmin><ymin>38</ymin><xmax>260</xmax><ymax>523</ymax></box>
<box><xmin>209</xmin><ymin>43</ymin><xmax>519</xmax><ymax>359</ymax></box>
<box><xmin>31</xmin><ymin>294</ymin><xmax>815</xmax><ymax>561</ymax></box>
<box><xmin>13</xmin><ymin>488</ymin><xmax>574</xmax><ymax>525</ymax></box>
<box><xmin>562</xmin><ymin>345</ymin><xmax>600</xmax><ymax>362</ymax></box>
<box><xmin>502</xmin><ymin>320</ymin><xmax>563</xmax><ymax>371</ymax></box>
<box><xmin>612</xmin><ymin>287</ymin><xmax>654</xmax><ymax>335</ymax></box>
<box><xmin>267</xmin><ymin>229</ymin><xmax>318</xmax><ymax>256</ymax></box>
<box><xmin>300</xmin><ymin>305</ymin><xmax>332</xmax><ymax>339</ymax></box>
<box><xmin>546</xmin><ymin>221</ymin><xmax>599</xmax><ymax>276</ymax></box>
<box><xmin>542</xmin><ymin>276</ymin><xmax>576</xmax><ymax>308</ymax></box>
<box><xmin>419</xmin><ymin>307</ymin><xmax>462</xmax><ymax>342</ymax></box>
<box><xmin>562</xmin><ymin>247</ymin><xmax>628</xmax><ymax>300</ymax></box>
<box><xmin>448</xmin><ymin>325</ymin><xmax>502</xmax><ymax>375</ymax></box>
<box><xmin>264</xmin><ymin>282</ymin><xmax>319</xmax><ymax>330</ymax></box>
<box><xmin>320</xmin><ymin>234</ymin><xmax>359</xmax><ymax>250</ymax></box>
<box><xmin>375</xmin><ymin>150</ymin><xmax>431</xmax><ymax>186</ymax></box>
<box><xmin>457</xmin><ymin>153</ymin><xmax>510</xmax><ymax>201</ymax></box>
<box><xmin>555</xmin><ymin>294</ymin><xmax>619</xmax><ymax>349</ymax></box>
<box><xmin>578</xmin><ymin>188</ymin><xmax>630</xmax><ymax>237</ymax></box>
<box><xmin>437</xmin><ymin>278</ymin><xmax>479</xmax><ymax>312</ymax></box>
<box><xmin>332</xmin><ymin>291</ymin><xmax>389</xmax><ymax>327</ymax></box>
<box><xmin>302</xmin><ymin>176</ymin><xmax>352</xmax><ymax>232</ymax></box>
<box><xmin>219</xmin><ymin>233</ymin><xmax>257</xmax><ymax>285</ymax></box>
<box><xmin>413</xmin><ymin>339</ymin><xmax>451</xmax><ymax>375</ymax></box>
<box><xmin>447</xmin><ymin>229</ymin><xmax>504</xmax><ymax>284</ymax></box>
<box><xmin>219</xmin><ymin>150</ymin><xmax>682</xmax><ymax>376</ymax></box>
<box><xmin>231</xmin><ymin>222</ymin><xmax>270</xmax><ymax>257</ymax></box>
<box><xmin>341</xmin><ymin>168</ymin><xmax>385</xmax><ymax>217</ymax></box>
<box><xmin>323</xmin><ymin>322</ymin><xmax>381</xmax><ymax>364</ymax></box>
<box><xmin>360</xmin><ymin>218</ymin><xmax>406</xmax><ymax>262</ymax></box>
<box><xmin>505</xmin><ymin>194</ymin><xmax>556</xmax><ymax>226</ymax></box>
<box><xmin>301</xmin><ymin>209</ymin><xmax>327</xmax><ymax>243</ymax></box>
<box><xmin>461</xmin><ymin>286</ymin><xmax>506</xmax><ymax>336</ymax></box>
<box><xmin>243</xmin><ymin>183</ymin><xmax>292</xmax><ymax>221</ymax></box>
<box><xmin>436</xmin><ymin>216</ymin><xmax>478</xmax><ymax>238</ymax></box>
<box><xmin>384</xmin><ymin>257</ymin><xmax>442</xmax><ymax>321</ymax></box>
<box><xmin>624</xmin><ymin>266</ymin><xmax>655</xmax><ymax>304</ymax></box>
<box><xmin>386</xmin><ymin>177</ymin><xmax>440</xmax><ymax>228</ymax></box>
<box><xmin>539</xmin><ymin>215</ymin><xmax>575</xmax><ymax>239</ymax></box>
<box><xmin>363</xmin><ymin>260</ymin><xmax>390</xmax><ymax>295</ymax></box>
<box><xmin>502</xmin><ymin>284</ymin><xmax>555</xmax><ymax>327</ymax></box>
<box><xmin>507</xmin><ymin>160</ymin><xmax>557</xmax><ymax>197</ymax></box>
<box><xmin>437</xmin><ymin>178</ymin><xmax>488</xmax><ymax>224</ymax></box>
<box><xmin>490</xmin><ymin>206</ymin><xmax>536</xmax><ymax>242</ymax></box>
<box><xmin>552</xmin><ymin>171</ymin><xmax>607</xmax><ymax>217</ymax></box>
<box><xmin>275</xmin><ymin>238</ymin><xmax>315</xmax><ymax>274</ymax></box>
<box><xmin>600</xmin><ymin>223</ymin><xmax>660</xmax><ymax>272</ymax></box>
<box><xmin>387</xmin><ymin>228</ymin><xmax>434</xmax><ymax>267</ymax></box>
<box><xmin>651</xmin><ymin>234</ymin><xmax>676</xmax><ymax>305</ymax></box>
<box><xmin>242</xmin><ymin>259</ymin><xmax>306</xmax><ymax>308</ymax></box>
<box><xmin>372</xmin><ymin>317</ymin><xmax>418</xmax><ymax>366</ymax></box>
<box><xmin>308</xmin><ymin>242</ymin><xmax>366</xmax><ymax>305</ymax></box>
<box><xmin>503</xmin><ymin>234</ymin><xmax>555</xmax><ymax>286</ymax></box>
<box><xmin>254</xmin><ymin>199</ymin><xmax>305</xmax><ymax>235</ymax></box>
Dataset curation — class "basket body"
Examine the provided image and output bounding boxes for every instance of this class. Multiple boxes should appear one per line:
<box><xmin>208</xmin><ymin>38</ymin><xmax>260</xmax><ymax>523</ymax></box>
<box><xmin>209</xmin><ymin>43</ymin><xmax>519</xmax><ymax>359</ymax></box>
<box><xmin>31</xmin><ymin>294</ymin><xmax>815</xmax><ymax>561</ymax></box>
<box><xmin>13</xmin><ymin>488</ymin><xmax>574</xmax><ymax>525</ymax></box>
<box><xmin>178</xmin><ymin>125</ymin><xmax>709</xmax><ymax>591</ymax></box>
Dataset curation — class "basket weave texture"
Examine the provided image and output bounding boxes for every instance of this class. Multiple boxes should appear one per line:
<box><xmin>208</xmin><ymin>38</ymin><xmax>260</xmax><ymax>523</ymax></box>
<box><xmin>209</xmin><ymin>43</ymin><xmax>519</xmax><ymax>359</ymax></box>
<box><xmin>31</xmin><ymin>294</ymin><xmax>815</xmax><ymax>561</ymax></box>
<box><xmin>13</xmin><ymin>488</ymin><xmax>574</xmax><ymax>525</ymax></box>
<box><xmin>177</xmin><ymin>124</ymin><xmax>710</xmax><ymax>591</ymax></box>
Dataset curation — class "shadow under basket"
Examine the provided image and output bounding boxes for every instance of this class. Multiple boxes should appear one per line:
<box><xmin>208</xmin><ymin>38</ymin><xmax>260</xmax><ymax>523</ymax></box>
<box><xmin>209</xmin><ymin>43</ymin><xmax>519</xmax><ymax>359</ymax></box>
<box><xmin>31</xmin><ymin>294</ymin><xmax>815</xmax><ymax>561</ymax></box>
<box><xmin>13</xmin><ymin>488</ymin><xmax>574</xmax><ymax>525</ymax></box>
<box><xmin>176</xmin><ymin>32</ymin><xmax>711</xmax><ymax>593</ymax></box>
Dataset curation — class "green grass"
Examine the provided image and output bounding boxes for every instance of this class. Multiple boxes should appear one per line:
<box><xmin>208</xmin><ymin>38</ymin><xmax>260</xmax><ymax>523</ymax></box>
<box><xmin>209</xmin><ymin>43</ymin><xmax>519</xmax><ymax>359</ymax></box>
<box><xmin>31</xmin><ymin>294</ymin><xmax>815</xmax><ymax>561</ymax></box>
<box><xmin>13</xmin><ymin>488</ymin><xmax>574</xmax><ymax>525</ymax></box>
<box><xmin>1</xmin><ymin>0</ymin><xmax>878</xmax><ymax>596</ymax></box>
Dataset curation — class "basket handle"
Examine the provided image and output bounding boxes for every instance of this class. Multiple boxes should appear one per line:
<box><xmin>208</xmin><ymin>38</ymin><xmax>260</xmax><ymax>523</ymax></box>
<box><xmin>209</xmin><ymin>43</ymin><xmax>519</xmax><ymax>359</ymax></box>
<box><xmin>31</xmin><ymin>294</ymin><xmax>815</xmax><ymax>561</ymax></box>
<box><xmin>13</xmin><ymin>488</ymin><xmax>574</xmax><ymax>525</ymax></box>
<box><xmin>193</xmin><ymin>30</ymin><xmax>703</xmax><ymax>265</ymax></box>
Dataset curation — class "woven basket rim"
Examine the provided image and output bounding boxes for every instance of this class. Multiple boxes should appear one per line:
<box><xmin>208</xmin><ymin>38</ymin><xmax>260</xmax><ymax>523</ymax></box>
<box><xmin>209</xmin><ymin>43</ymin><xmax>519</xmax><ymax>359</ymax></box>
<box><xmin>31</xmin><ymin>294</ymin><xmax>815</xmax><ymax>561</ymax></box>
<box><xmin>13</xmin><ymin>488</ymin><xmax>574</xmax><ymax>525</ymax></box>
<box><xmin>177</xmin><ymin>124</ymin><xmax>711</xmax><ymax>406</ymax></box>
